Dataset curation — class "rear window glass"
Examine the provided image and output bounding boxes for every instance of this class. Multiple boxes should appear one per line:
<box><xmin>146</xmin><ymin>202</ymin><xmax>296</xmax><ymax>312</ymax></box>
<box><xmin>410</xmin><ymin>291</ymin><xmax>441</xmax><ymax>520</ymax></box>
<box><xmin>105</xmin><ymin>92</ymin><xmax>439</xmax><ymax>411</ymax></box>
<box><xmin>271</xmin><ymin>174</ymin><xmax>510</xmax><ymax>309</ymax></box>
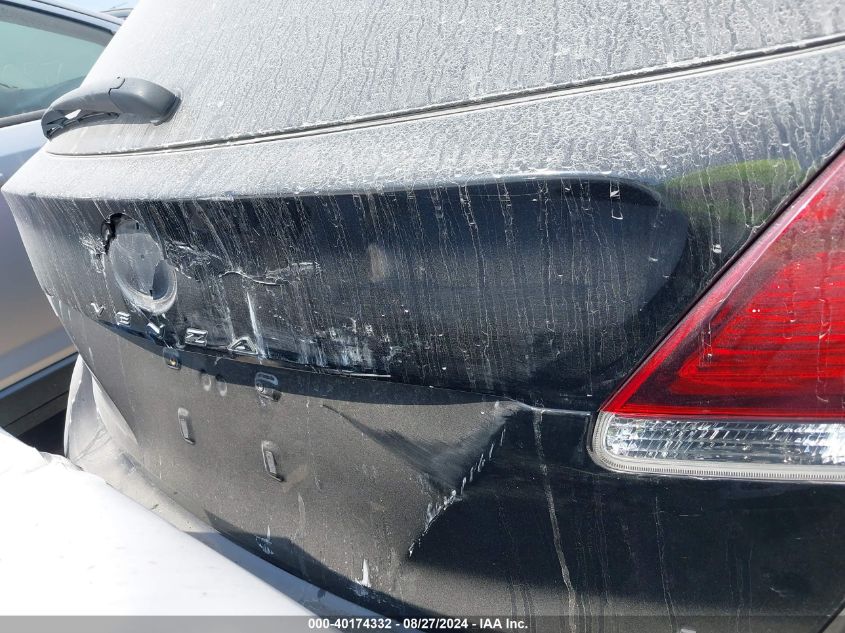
<box><xmin>0</xmin><ymin>4</ymin><xmax>110</xmax><ymax>120</ymax></box>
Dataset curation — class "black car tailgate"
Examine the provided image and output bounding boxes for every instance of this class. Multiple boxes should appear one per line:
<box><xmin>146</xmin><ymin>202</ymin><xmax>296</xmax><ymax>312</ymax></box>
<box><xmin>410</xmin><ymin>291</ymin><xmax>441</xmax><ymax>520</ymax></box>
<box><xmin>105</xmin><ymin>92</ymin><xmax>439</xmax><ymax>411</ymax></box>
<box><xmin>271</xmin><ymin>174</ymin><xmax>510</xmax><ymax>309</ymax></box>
<box><xmin>4</xmin><ymin>3</ymin><xmax>845</xmax><ymax>629</ymax></box>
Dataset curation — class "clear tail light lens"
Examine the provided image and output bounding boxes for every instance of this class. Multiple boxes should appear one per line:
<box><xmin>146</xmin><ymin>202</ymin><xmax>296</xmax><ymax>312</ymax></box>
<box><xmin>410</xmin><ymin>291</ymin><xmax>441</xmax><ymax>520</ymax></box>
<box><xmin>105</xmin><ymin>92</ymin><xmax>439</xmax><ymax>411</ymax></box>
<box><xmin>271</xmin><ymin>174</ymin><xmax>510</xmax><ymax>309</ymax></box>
<box><xmin>592</xmin><ymin>152</ymin><xmax>845</xmax><ymax>482</ymax></box>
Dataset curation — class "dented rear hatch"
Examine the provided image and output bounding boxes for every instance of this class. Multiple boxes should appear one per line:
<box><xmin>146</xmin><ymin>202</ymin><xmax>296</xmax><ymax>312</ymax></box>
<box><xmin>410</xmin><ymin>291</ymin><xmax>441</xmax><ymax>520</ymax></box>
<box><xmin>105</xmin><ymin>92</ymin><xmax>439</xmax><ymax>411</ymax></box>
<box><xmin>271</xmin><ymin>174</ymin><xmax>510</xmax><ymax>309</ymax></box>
<box><xmin>5</xmin><ymin>0</ymin><xmax>845</xmax><ymax>628</ymax></box>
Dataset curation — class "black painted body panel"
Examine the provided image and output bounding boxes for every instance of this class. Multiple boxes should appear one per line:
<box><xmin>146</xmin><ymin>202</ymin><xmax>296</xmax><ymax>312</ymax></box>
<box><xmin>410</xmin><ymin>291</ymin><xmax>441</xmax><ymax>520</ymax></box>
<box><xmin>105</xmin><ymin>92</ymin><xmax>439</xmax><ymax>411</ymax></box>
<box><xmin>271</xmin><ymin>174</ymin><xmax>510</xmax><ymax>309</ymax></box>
<box><xmin>12</xmin><ymin>179</ymin><xmax>693</xmax><ymax>408</ymax></box>
<box><xmin>49</xmin><ymin>304</ymin><xmax>845</xmax><ymax>630</ymax></box>
<box><xmin>4</xmin><ymin>2</ymin><xmax>845</xmax><ymax>627</ymax></box>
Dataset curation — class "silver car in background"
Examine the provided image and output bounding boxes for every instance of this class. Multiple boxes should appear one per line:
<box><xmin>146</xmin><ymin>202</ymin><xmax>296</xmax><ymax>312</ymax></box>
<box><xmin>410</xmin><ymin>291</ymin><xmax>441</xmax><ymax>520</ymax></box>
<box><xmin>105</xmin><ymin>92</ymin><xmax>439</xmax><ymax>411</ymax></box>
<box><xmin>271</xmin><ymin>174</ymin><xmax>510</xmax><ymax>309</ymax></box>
<box><xmin>0</xmin><ymin>0</ymin><xmax>119</xmax><ymax>436</ymax></box>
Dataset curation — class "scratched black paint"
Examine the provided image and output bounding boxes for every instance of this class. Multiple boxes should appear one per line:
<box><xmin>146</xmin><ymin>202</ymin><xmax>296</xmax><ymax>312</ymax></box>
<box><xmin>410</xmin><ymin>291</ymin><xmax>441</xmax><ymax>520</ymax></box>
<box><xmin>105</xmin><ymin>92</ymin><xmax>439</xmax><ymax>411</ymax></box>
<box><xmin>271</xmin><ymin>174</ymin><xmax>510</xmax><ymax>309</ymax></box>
<box><xmin>4</xmin><ymin>4</ymin><xmax>845</xmax><ymax>627</ymax></box>
<box><xmin>54</xmin><ymin>305</ymin><xmax>845</xmax><ymax>630</ymax></box>
<box><xmin>7</xmin><ymin>163</ymin><xmax>845</xmax><ymax>627</ymax></box>
<box><xmin>12</xmin><ymin>177</ymin><xmax>696</xmax><ymax>409</ymax></box>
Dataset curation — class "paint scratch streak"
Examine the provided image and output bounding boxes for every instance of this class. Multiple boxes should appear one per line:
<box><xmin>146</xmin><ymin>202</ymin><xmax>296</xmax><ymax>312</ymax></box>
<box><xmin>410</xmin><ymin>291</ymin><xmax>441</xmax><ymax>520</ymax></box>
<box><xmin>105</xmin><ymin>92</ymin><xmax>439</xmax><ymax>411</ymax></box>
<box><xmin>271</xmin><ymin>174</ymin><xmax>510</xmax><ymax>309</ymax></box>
<box><xmin>654</xmin><ymin>497</ymin><xmax>678</xmax><ymax>630</ymax></box>
<box><xmin>533</xmin><ymin>409</ymin><xmax>577</xmax><ymax>631</ymax></box>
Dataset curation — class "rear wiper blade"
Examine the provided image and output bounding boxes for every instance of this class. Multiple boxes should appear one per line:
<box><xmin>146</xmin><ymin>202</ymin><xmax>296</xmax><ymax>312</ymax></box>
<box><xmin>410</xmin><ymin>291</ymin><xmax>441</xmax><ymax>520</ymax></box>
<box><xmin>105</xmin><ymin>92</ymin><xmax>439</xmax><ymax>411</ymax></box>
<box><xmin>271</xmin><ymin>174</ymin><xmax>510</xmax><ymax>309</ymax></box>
<box><xmin>41</xmin><ymin>76</ymin><xmax>179</xmax><ymax>139</ymax></box>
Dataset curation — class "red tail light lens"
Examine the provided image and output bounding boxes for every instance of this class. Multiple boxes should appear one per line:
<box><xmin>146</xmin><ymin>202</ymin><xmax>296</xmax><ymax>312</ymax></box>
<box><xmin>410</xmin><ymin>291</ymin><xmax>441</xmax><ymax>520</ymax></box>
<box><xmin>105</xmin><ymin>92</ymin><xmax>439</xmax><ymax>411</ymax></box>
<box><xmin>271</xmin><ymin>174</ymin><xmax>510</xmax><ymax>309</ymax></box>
<box><xmin>593</xmin><ymin>152</ymin><xmax>845</xmax><ymax>481</ymax></box>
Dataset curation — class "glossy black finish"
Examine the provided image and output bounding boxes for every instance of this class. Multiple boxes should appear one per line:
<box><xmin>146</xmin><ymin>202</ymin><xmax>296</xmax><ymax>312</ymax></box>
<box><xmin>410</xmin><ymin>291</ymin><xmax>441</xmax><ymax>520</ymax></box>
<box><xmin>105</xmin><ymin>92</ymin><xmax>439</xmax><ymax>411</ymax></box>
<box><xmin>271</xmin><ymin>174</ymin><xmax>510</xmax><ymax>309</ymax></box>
<box><xmin>4</xmin><ymin>5</ymin><xmax>845</xmax><ymax>626</ymax></box>
<box><xmin>2</xmin><ymin>176</ymin><xmax>765</xmax><ymax>410</ymax></box>
<box><xmin>8</xmin><ymin>147</ymin><xmax>845</xmax><ymax>631</ymax></box>
<box><xmin>10</xmin><ymin>155</ymin><xmax>844</xmax><ymax>626</ymax></box>
<box><xmin>55</xmin><ymin>302</ymin><xmax>845</xmax><ymax>630</ymax></box>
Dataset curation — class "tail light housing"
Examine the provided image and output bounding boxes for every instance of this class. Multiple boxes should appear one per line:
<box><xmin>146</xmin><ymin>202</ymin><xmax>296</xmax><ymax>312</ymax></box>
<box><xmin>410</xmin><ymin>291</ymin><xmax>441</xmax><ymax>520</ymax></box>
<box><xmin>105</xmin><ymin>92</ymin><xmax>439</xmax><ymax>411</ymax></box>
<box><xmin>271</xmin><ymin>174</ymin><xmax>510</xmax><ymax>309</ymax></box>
<box><xmin>592</xmin><ymin>152</ymin><xmax>845</xmax><ymax>482</ymax></box>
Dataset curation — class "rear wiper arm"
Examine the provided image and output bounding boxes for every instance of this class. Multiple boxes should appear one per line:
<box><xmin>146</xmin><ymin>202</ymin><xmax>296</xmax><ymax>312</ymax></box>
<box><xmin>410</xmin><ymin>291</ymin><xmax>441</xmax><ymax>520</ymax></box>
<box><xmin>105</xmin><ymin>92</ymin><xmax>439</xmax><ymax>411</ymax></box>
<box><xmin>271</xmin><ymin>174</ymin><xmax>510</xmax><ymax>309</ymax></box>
<box><xmin>41</xmin><ymin>76</ymin><xmax>179</xmax><ymax>139</ymax></box>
